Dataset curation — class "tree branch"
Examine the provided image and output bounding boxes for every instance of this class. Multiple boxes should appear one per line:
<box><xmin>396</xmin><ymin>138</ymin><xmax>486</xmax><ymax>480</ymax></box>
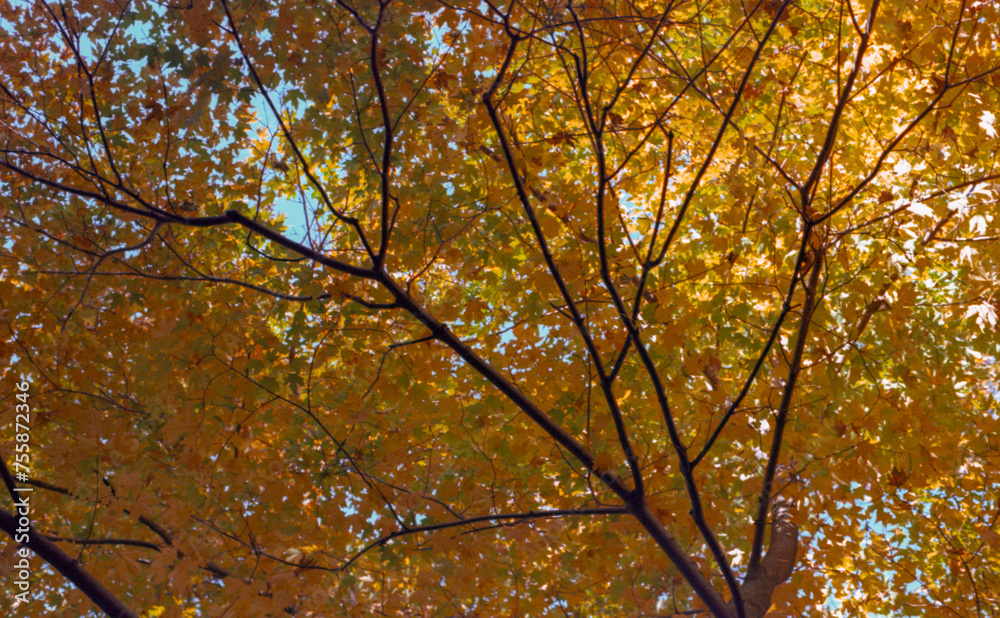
<box><xmin>339</xmin><ymin>506</ymin><xmax>629</xmax><ymax>572</ymax></box>
<box><xmin>747</xmin><ymin>237</ymin><xmax>823</xmax><ymax>574</ymax></box>
<box><xmin>0</xmin><ymin>507</ymin><xmax>138</xmax><ymax>618</ymax></box>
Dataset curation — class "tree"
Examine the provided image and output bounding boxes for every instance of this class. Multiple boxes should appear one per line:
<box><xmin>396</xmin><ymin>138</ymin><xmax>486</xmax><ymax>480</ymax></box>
<box><xmin>0</xmin><ymin>0</ymin><xmax>998</xmax><ymax>615</ymax></box>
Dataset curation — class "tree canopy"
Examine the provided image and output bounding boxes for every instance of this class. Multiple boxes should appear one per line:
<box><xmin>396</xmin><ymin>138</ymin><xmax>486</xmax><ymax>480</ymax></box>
<box><xmin>1</xmin><ymin>0</ymin><xmax>999</xmax><ymax>616</ymax></box>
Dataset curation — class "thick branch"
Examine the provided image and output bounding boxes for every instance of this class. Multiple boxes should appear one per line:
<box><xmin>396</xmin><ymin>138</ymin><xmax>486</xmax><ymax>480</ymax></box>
<box><xmin>736</xmin><ymin>493</ymin><xmax>799</xmax><ymax>618</ymax></box>
<box><xmin>225</xmin><ymin>210</ymin><xmax>373</xmax><ymax>278</ymax></box>
<box><xmin>747</xmin><ymin>239</ymin><xmax>824</xmax><ymax>573</ymax></box>
<box><xmin>0</xmin><ymin>507</ymin><xmax>137</xmax><ymax>617</ymax></box>
<box><xmin>374</xmin><ymin>271</ymin><xmax>732</xmax><ymax>617</ymax></box>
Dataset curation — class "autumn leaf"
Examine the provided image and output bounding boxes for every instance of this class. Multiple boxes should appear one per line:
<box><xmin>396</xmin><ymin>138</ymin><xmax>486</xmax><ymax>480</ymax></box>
<box><xmin>980</xmin><ymin>111</ymin><xmax>997</xmax><ymax>138</ymax></box>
